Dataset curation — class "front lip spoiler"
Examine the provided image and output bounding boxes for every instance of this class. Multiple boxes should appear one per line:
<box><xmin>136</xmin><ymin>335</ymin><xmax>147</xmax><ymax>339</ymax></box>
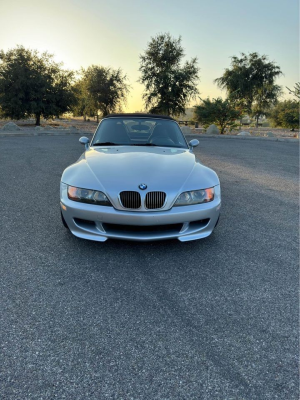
<box><xmin>66</xmin><ymin>219</ymin><xmax>214</xmax><ymax>242</ymax></box>
<box><xmin>70</xmin><ymin>228</ymin><xmax>214</xmax><ymax>242</ymax></box>
<box><xmin>70</xmin><ymin>218</ymin><xmax>211</xmax><ymax>242</ymax></box>
<box><xmin>60</xmin><ymin>197</ymin><xmax>221</xmax><ymax>242</ymax></box>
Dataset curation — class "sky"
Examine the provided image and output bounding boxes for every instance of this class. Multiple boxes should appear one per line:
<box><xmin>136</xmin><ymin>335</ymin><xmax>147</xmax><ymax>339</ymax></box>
<box><xmin>0</xmin><ymin>0</ymin><xmax>298</xmax><ymax>112</ymax></box>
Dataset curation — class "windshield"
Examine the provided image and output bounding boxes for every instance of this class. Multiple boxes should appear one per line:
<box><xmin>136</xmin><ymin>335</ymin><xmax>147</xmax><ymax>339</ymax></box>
<box><xmin>91</xmin><ymin>117</ymin><xmax>188</xmax><ymax>149</ymax></box>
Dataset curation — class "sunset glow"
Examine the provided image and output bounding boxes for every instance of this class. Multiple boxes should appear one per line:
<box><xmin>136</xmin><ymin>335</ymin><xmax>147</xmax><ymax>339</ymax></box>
<box><xmin>0</xmin><ymin>0</ymin><xmax>298</xmax><ymax>112</ymax></box>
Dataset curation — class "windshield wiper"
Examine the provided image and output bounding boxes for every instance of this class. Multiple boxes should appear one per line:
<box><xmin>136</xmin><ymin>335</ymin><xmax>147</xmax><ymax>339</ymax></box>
<box><xmin>93</xmin><ymin>142</ymin><xmax>119</xmax><ymax>146</ymax></box>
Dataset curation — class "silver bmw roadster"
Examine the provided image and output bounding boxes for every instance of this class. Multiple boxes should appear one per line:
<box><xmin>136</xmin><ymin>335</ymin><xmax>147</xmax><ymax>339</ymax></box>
<box><xmin>60</xmin><ymin>114</ymin><xmax>221</xmax><ymax>242</ymax></box>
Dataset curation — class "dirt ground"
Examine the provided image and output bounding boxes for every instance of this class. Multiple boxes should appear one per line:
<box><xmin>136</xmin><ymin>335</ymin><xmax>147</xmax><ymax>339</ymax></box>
<box><xmin>0</xmin><ymin>117</ymin><xmax>98</xmax><ymax>134</ymax></box>
<box><xmin>0</xmin><ymin>117</ymin><xmax>298</xmax><ymax>138</ymax></box>
<box><xmin>192</xmin><ymin>127</ymin><xmax>299</xmax><ymax>138</ymax></box>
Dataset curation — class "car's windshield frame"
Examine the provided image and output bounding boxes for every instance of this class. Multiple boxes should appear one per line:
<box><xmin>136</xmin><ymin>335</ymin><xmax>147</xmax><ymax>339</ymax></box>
<box><xmin>90</xmin><ymin>117</ymin><xmax>189</xmax><ymax>149</ymax></box>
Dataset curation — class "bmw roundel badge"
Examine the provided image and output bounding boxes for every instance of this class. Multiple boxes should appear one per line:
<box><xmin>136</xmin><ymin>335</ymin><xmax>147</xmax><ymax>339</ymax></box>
<box><xmin>139</xmin><ymin>183</ymin><xmax>147</xmax><ymax>190</ymax></box>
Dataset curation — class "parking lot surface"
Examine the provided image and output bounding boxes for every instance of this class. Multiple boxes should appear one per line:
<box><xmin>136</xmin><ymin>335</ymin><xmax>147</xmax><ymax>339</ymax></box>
<box><xmin>0</xmin><ymin>135</ymin><xmax>298</xmax><ymax>399</ymax></box>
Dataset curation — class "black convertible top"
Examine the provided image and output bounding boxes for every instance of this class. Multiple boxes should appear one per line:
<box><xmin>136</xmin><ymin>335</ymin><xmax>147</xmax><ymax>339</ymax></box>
<box><xmin>104</xmin><ymin>113</ymin><xmax>175</xmax><ymax>120</ymax></box>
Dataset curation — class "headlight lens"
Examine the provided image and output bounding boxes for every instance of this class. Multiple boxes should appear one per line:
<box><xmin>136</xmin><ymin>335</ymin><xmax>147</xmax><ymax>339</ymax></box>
<box><xmin>174</xmin><ymin>187</ymin><xmax>214</xmax><ymax>206</ymax></box>
<box><xmin>67</xmin><ymin>186</ymin><xmax>112</xmax><ymax>206</ymax></box>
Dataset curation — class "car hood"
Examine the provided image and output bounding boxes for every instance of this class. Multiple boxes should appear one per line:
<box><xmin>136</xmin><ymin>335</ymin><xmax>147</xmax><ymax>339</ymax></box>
<box><xmin>62</xmin><ymin>146</ymin><xmax>219</xmax><ymax>208</ymax></box>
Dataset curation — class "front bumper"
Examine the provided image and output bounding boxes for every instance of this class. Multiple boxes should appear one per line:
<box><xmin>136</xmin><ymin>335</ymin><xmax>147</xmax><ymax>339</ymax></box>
<box><xmin>60</xmin><ymin>186</ymin><xmax>221</xmax><ymax>242</ymax></box>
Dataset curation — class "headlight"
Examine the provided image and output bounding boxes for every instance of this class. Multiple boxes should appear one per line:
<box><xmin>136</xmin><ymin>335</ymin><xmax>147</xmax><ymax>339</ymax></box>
<box><xmin>174</xmin><ymin>187</ymin><xmax>214</xmax><ymax>206</ymax></box>
<box><xmin>67</xmin><ymin>186</ymin><xmax>112</xmax><ymax>206</ymax></box>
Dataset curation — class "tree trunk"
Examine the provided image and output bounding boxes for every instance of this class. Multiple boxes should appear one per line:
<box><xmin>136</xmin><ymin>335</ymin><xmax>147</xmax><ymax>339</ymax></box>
<box><xmin>35</xmin><ymin>113</ymin><xmax>41</xmax><ymax>126</ymax></box>
<box><xmin>255</xmin><ymin>115</ymin><xmax>259</xmax><ymax>128</ymax></box>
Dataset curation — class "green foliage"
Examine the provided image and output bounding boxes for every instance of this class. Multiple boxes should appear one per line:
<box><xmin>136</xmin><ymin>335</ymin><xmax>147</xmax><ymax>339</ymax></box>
<box><xmin>250</xmin><ymin>84</ymin><xmax>282</xmax><ymax>125</ymax></box>
<box><xmin>81</xmin><ymin>66</ymin><xmax>130</xmax><ymax>117</ymax></box>
<box><xmin>0</xmin><ymin>46</ymin><xmax>76</xmax><ymax>125</ymax></box>
<box><xmin>139</xmin><ymin>33</ymin><xmax>199</xmax><ymax>116</ymax></box>
<box><xmin>269</xmin><ymin>100</ymin><xmax>299</xmax><ymax>130</ymax></box>
<box><xmin>215</xmin><ymin>52</ymin><xmax>282</xmax><ymax>123</ymax></box>
<box><xmin>286</xmin><ymin>82</ymin><xmax>300</xmax><ymax>99</ymax></box>
<box><xmin>194</xmin><ymin>97</ymin><xmax>242</xmax><ymax>134</ymax></box>
<box><xmin>72</xmin><ymin>77</ymin><xmax>97</xmax><ymax>120</ymax></box>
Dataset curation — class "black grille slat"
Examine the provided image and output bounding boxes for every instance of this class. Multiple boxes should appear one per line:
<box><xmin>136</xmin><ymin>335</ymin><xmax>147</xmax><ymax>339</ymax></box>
<box><xmin>120</xmin><ymin>191</ymin><xmax>166</xmax><ymax>209</ymax></box>
<box><xmin>145</xmin><ymin>191</ymin><xmax>166</xmax><ymax>209</ymax></box>
<box><xmin>120</xmin><ymin>191</ymin><xmax>141</xmax><ymax>209</ymax></box>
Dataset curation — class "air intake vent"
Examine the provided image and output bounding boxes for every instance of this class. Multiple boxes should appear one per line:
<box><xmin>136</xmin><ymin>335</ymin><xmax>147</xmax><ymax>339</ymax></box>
<box><xmin>120</xmin><ymin>191</ymin><xmax>141</xmax><ymax>209</ymax></box>
<box><xmin>145</xmin><ymin>191</ymin><xmax>166</xmax><ymax>209</ymax></box>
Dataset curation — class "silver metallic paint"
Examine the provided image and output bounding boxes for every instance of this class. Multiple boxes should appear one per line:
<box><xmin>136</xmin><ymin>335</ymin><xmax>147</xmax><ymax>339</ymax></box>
<box><xmin>60</xmin><ymin>119</ymin><xmax>221</xmax><ymax>242</ymax></box>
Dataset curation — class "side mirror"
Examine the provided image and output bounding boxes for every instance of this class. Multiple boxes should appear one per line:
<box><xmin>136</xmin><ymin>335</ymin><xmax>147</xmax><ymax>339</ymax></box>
<box><xmin>189</xmin><ymin>139</ymin><xmax>199</xmax><ymax>148</ymax></box>
<box><xmin>79</xmin><ymin>136</ymin><xmax>90</xmax><ymax>150</ymax></box>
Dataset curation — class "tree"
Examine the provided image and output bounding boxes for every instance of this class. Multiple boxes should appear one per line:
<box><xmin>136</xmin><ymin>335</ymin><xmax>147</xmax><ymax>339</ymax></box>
<box><xmin>139</xmin><ymin>33</ymin><xmax>199</xmax><ymax>116</ymax></box>
<box><xmin>269</xmin><ymin>100</ymin><xmax>299</xmax><ymax>131</ymax></box>
<box><xmin>0</xmin><ymin>46</ymin><xmax>76</xmax><ymax>125</ymax></box>
<box><xmin>194</xmin><ymin>97</ymin><xmax>242</xmax><ymax>134</ymax></box>
<box><xmin>215</xmin><ymin>52</ymin><xmax>282</xmax><ymax>126</ymax></box>
<box><xmin>82</xmin><ymin>66</ymin><xmax>129</xmax><ymax>117</ymax></box>
<box><xmin>286</xmin><ymin>82</ymin><xmax>300</xmax><ymax>99</ymax></box>
<box><xmin>72</xmin><ymin>78</ymin><xmax>97</xmax><ymax>121</ymax></box>
<box><xmin>250</xmin><ymin>84</ymin><xmax>282</xmax><ymax>127</ymax></box>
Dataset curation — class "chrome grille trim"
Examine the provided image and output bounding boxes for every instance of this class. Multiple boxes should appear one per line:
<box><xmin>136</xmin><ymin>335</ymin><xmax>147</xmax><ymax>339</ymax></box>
<box><xmin>145</xmin><ymin>191</ymin><xmax>166</xmax><ymax>209</ymax></box>
<box><xmin>119</xmin><ymin>191</ymin><xmax>141</xmax><ymax>209</ymax></box>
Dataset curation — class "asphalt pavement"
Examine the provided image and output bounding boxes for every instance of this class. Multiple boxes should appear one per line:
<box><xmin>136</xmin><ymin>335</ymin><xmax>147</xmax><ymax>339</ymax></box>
<box><xmin>0</xmin><ymin>135</ymin><xmax>298</xmax><ymax>399</ymax></box>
